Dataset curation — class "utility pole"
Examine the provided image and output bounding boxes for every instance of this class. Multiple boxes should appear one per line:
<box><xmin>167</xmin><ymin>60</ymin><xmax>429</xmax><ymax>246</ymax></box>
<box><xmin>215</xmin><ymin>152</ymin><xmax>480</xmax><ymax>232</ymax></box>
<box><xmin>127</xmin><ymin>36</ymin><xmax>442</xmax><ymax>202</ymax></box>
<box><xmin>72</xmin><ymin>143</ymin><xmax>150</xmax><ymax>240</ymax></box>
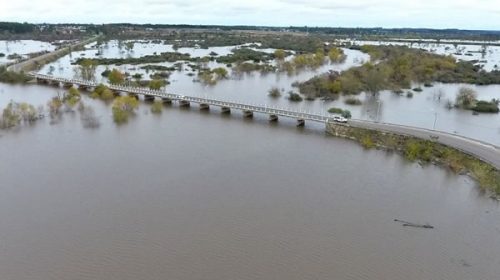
<box><xmin>433</xmin><ymin>112</ymin><xmax>438</xmax><ymax>130</ymax></box>
<box><xmin>375</xmin><ymin>100</ymin><xmax>381</xmax><ymax>122</ymax></box>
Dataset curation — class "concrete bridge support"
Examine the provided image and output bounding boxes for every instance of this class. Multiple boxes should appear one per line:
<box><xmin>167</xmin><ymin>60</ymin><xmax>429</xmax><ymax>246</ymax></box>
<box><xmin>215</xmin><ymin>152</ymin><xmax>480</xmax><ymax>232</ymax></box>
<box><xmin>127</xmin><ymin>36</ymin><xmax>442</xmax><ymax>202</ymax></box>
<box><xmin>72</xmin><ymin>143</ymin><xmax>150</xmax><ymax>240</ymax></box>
<box><xmin>199</xmin><ymin>103</ymin><xmax>210</xmax><ymax>111</ymax></box>
<box><xmin>63</xmin><ymin>82</ymin><xmax>73</xmax><ymax>88</ymax></box>
<box><xmin>179</xmin><ymin>100</ymin><xmax>190</xmax><ymax>107</ymax></box>
<box><xmin>36</xmin><ymin>78</ymin><xmax>49</xmax><ymax>84</ymax></box>
<box><xmin>78</xmin><ymin>84</ymin><xmax>90</xmax><ymax>91</ymax></box>
<box><xmin>269</xmin><ymin>114</ymin><xmax>278</xmax><ymax>122</ymax></box>
<box><xmin>51</xmin><ymin>80</ymin><xmax>60</xmax><ymax>87</ymax></box>
<box><xmin>243</xmin><ymin>110</ymin><xmax>253</xmax><ymax>118</ymax></box>
<box><xmin>144</xmin><ymin>95</ymin><xmax>155</xmax><ymax>102</ymax></box>
<box><xmin>297</xmin><ymin>119</ymin><xmax>305</xmax><ymax>127</ymax></box>
<box><xmin>162</xmin><ymin>98</ymin><xmax>172</xmax><ymax>104</ymax></box>
<box><xmin>221</xmin><ymin>107</ymin><xmax>231</xmax><ymax>114</ymax></box>
<box><xmin>128</xmin><ymin>92</ymin><xmax>139</xmax><ymax>99</ymax></box>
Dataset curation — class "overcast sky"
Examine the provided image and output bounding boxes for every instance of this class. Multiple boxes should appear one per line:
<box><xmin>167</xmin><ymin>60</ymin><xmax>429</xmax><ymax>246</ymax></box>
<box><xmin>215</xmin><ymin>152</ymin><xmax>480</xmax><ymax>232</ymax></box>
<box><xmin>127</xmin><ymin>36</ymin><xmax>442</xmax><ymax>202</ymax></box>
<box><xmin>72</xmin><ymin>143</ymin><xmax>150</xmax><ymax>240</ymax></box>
<box><xmin>1</xmin><ymin>0</ymin><xmax>498</xmax><ymax>30</ymax></box>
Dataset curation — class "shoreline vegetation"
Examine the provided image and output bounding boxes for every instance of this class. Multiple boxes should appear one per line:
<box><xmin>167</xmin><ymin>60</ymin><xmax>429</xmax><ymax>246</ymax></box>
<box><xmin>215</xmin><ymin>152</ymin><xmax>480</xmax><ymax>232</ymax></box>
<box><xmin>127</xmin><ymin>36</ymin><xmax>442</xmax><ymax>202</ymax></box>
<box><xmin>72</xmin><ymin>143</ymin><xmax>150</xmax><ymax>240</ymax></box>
<box><xmin>295</xmin><ymin>45</ymin><xmax>500</xmax><ymax>100</ymax></box>
<box><xmin>326</xmin><ymin>123</ymin><xmax>500</xmax><ymax>197</ymax></box>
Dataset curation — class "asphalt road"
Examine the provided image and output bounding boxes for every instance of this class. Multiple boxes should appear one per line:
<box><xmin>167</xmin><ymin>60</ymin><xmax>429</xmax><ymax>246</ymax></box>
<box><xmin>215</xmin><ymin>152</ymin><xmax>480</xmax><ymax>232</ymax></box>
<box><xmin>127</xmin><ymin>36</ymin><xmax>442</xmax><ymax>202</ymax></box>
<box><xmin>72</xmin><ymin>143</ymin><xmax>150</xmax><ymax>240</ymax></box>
<box><xmin>349</xmin><ymin>119</ymin><xmax>500</xmax><ymax>169</ymax></box>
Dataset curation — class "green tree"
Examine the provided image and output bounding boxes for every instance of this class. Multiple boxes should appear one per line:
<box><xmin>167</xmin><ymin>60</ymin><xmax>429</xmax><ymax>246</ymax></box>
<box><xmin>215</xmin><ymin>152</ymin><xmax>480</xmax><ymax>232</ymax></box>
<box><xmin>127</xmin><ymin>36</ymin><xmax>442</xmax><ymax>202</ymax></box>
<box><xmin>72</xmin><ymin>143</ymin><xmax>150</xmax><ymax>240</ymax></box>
<box><xmin>78</xmin><ymin>59</ymin><xmax>97</xmax><ymax>80</ymax></box>
<box><xmin>108</xmin><ymin>69</ymin><xmax>125</xmax><ymax>84</ymax></box>
<box><xmin>112</xmin><ymin>96</ymin><xmax>139</xmax><ymax>123</ymax></box>
<box><xmin>274</xmin><ymin>49</ymin><xmax>286</xmax><ymax>60</ymax></box>
<box><xmin>148</xmin><ymin>79</ymin><xmax>165</xmax><ymax>90</ymax></box>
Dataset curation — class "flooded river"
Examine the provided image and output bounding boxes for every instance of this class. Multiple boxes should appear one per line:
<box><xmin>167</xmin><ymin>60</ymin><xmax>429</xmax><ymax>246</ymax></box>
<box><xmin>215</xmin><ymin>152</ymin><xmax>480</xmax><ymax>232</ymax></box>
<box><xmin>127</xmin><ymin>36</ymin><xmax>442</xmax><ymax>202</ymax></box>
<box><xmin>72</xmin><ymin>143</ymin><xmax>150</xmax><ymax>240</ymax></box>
<box><xmin>1</xmin><ymin>82</ymin><xmax>500</xmax><ymax>280</ymax></box>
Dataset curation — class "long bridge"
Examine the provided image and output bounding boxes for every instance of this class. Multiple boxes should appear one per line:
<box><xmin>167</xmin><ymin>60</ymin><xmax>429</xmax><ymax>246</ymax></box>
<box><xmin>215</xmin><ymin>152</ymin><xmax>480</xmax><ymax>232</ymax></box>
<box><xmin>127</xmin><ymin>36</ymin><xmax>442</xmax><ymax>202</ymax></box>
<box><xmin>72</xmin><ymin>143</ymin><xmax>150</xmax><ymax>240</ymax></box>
<box><xmin>30</xmin><ymin>73</ymin><xmax>500</xmax><ymax>170</ymax></box>
<box><xmin>32</xmin><ymin>73</ymin><xmax>330</xmax><ymax>126</ymax></box>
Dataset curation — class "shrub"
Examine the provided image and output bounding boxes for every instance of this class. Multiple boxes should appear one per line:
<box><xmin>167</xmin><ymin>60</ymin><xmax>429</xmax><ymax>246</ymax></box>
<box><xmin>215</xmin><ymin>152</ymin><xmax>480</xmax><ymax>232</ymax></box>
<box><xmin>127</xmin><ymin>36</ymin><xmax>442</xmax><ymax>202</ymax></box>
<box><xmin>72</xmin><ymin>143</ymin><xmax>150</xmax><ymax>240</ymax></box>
<box><xmin>472</xmin><ymin>100</ymin><xmax>499</xmax><ymax>113</ymax></box>
<box><xmin>151</xmin><ymin>100</ymin><xmax>163</xmax><ymax>114</ymax></box>
<box><xmin>288</xmin><ymin>91</ymin><xmax>303</xmax><ymax>102</ymax></box>
<box><xmin>328</xmin><ymin>107</ymin><xmax>343</xmax><ymax>114</ymax></box>
<box><xmin>361</xmin><ymin>135</ymin><xmax>375</xmax><ymax>149</ymax></box>
<box><xmin>112</xmin><ymin>96</ymin><xmax>139</xmax><ymax>123</ymax></box>
<box><xmin>344</xmin><ymin>97</ymin><xmax>362</xmax><ymax>105</ymax></box>
<box><xmin>268</xmin><ymin>87</ymin><xmax>282</xmax><ymax>98</ymax></box>
<box><xmin>341</xmin><ymin>110</ymin><xmax>352</xmax><ymax>119</ymax></box>
<box><xmin>406</xmin><ymin>91</ymin><xmax>414</xmax><ymax>98</ymax></box>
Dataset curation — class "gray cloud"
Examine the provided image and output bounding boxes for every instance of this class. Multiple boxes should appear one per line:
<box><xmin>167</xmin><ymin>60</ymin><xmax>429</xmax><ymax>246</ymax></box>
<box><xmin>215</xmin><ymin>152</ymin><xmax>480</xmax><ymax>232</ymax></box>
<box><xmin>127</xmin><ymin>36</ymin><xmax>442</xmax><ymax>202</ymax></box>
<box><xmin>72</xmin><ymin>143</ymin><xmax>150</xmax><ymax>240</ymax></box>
<box><xmin>0</xmin><ymin>0</ymin><xmax>497</xmax><ymax>30</ymax></box>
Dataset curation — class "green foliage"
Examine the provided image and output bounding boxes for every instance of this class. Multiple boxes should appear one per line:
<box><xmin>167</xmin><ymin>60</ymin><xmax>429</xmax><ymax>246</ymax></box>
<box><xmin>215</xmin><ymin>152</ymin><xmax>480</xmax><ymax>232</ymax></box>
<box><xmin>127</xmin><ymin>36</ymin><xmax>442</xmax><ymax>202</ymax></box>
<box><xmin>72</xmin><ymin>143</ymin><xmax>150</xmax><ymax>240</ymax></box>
<box><xmin>328</xmin><ymin>107</ymin><xmax>344</xmax><ymax>114</ymax></box>
<box><xmin>328</xmin><ymin>107</ymin><xmax>351</xmax><ymax>118</ymax></box>
<box><xmin>472</xmin><ymin>100</ymin><xmax>499</xmax><ymax>113</ymax></box>
<box><xmin>297</xmin><ymin>45</ymin><xmax>500</xmax><ymax>98</ymax></box>
<box><xmin>360</xmin><ymin>135</ymin><xmax>375</xmax><ymax>149</ymax></box>
<box><xmin>108</xmin><ymin>68</ymin><xmax>125</xmax><ymax>84</ymax></box>
<box><xmin>0</xmin><ymin>66</ymin><xmax>31</xmax><ymax>83</ymax></box>
<box><xmin>64</xmin><ymin>87</ymin><xmax>81</xmax><ymax>107</ymax></box>
<box><xmin>268</xmin><ymin>87</ymin><xmax>282</xmax><ymax>98</ymax></box>
<box><xmin>47</xmin><ymin>96</ymin><xmax>63</xmax><ymax>115</ymax></box>
<box><xmin>274</xmin><ymin>49</ymin><xmax>286</xmax><ymax>60</ymax></box>
<box><xmin>288</xmin><ymin>91</ymin><xmax>303</xmax><ymax>102</ymax></box>
<box><xmin>91</xmin><ymin>84</ymin><xmax>115</xmax><ymax>101</ymax></box>
<box><xmin>112</xmin><ymin>96</ymin><xmax>139</xmax><ymax>123</ymax></box>
<box><xmin>328</xmin><ymin>47</ymin><xmax>345</xmax><ymax>62</ymax></box>
<box><xmin>78</xmin><ymin>58</ymin><xmax>97</xmax><ymax>80</ymax></box>
<box><xmin>212</xmin><ymin>67</ymin><xmax>228</xmax><ymax>79</ymax></box>
<box><xmin>151</xmin><ymin>100</ymin><xmax>163</xmax><ymax>114</ymax></box>
<box><xmin>341</xmin><ymin>110</ymin><xmax>352</xmax><ymax>119</ymax></box>
<box><xmin>74</xmin><ymin>52</ymin><xmax>192</xmax><ymax>65</ymax></box>
<box><xmin>216</xmin><ymin>48</ymin><xmax>273</xmax><ymax>64</ymax></box>
<box><xmin>344</xmin><ymin>97</ymin><xmax>362</xmax><ymax>105</ymax></box>
<box><xmin>198</xmin><ymin>67</ymin><xmax>229</xmax><ymax>85</ymax></box>
<box><xmin>148</xmin><ymin>79</ymin><xmax>165</xmax><ymax>90</ymax></box>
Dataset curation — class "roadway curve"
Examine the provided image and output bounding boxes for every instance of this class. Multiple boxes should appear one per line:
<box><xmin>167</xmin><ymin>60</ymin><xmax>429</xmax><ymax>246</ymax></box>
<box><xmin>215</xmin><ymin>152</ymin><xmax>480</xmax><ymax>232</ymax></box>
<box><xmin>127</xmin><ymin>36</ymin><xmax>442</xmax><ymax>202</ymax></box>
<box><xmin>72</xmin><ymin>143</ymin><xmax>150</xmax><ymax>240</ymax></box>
<box><xmin>348</xmin><ymin>119</ymin><xmax>500</xmax><ymax>170</ymax></box>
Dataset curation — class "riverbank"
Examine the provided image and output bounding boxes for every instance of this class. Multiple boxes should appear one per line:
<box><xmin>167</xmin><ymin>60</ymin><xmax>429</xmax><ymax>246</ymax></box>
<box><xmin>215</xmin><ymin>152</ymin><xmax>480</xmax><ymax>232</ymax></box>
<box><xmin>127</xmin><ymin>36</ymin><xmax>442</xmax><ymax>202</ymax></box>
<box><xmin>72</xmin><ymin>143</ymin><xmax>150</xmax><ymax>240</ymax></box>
<box><xmin>326</xmin><ymin>122</ymin><xmax>500</xmax><ymax>197</ymax></box>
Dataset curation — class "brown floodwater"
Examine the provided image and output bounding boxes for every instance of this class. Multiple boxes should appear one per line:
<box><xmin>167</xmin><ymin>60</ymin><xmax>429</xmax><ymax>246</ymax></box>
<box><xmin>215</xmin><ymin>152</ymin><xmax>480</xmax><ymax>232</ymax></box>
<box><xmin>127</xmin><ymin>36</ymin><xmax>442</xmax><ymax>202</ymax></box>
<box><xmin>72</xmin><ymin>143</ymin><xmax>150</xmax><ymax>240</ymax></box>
<box><xmin>1</xmin><ymin>83</ymin><xmax>500</xmax><ymax>280</ymax></box>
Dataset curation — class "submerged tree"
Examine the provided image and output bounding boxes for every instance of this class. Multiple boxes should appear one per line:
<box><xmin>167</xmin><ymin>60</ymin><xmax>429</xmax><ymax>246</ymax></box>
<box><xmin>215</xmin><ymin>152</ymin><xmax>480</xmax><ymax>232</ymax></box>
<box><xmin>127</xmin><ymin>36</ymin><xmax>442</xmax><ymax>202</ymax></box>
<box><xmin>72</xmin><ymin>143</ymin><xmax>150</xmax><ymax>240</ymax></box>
<box><xmin>455</xmin><ymin>87</ymin><xmax>477</xmax><ymax>108</ymax></box>
<box><xmin>112</xmin><ymin>96</ymin><xmax>139</xmax><ymax>123</ymax></box>
<box><xmin>78</xmin><ymin>58</ymin><xmax>97</xmax><ymax>80</ymax></box>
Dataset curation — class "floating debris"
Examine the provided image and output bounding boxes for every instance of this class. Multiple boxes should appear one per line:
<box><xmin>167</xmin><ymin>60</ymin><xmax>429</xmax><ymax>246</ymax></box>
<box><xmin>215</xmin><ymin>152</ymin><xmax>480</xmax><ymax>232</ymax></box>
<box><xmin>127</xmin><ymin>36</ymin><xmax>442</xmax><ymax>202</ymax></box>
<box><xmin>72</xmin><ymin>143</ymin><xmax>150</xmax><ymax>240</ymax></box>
<box><xmin>394</xmin><ymin>219</ymin><xmax>434</xmax><ymax>229</ymax></box>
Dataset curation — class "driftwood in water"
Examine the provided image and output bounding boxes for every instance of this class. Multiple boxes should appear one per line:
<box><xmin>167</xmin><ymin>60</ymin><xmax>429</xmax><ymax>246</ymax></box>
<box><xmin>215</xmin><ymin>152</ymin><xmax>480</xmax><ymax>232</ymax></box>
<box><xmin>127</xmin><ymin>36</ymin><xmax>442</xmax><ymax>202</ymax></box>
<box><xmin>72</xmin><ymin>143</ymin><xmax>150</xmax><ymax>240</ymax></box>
<box><xmin>394</xmin><ymin>219</ymin><xmax>434</xmax><ymax>229</ymax></box>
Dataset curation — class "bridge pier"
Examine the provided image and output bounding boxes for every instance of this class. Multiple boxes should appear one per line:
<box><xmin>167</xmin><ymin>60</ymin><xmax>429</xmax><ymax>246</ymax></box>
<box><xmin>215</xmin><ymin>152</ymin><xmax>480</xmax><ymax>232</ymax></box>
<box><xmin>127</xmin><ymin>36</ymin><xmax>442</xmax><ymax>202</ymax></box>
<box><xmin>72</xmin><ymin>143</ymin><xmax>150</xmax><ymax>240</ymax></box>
<box><xmin>243</xmin><ymin>110</ymin><xmax>253</xmax><ymax>118</ymax></box>
<box><xmin>297</xmin><ymin>119</ymin><xmax>305</xmax><ymax>127</ymax></box>
<box><xmin>36</xmin><ymin>78</ymin><xmax>49</xmax><ymax>84</ymax></box>
<box><xmin>51</xmin><ymin>80</ymin><xmax>60</xmax><ymax>87</ymax></box>
<box><xmin>128</xmin><ymin>92</ymin><xmax>139</xmax><ymax>99</ymax></box>
<box><xmin>269</xmin><ymin>114</ymin><xmax>278</xmax><ymax>122</ymax></box>
<box><xmin>144</xmin><ymin>95</ymin><xmax>155</xmax><ymax>102</ymax></box>
<box><xmin>162</xmin><ymin>98</ymin><xmax>172</xmax><ymax>104</ymax></box>
<box><xmin>179</xmin><ymin>100</ymin><xmax>190</xmax><ymax>107</ymax></box>
<box><xmin>199</xmin><ymin>103</ymin><xmax>210</xmax><ymax>111</ymax></box>
<box><xmin>63</xmin><ymin>82</ymin><xmax>73</xmax><ymax>88</ymax></box>
<box><xmin>78</xmin><ymin>84</ymin><xmax>90</xmax><ymax>91</ymax></box>
<box><xmin>221</xmin><ymin>107</ymin><xmax>231</xmax><ymax>114</ymax></box>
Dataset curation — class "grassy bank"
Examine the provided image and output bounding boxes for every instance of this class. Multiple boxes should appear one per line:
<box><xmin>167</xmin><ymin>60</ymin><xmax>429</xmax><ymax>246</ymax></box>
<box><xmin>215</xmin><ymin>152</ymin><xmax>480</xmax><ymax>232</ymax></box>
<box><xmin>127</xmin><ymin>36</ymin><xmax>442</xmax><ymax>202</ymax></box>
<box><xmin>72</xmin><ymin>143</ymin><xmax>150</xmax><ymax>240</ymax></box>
<box><xmin>327</xmin><ymin>123</ymin><xmax>500</xmax><ymax>196</ymax></box>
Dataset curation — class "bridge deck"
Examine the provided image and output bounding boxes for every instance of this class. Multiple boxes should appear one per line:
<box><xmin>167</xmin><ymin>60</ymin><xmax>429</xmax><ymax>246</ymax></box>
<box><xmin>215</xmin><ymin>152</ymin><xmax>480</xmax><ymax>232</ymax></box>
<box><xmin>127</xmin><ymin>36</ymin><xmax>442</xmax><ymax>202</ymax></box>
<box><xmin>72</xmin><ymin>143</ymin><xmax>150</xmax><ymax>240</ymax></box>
<box><xmin>32</xmin><ymin>73</ymin><xmax>331</xmax><ymax>123</ymax></box>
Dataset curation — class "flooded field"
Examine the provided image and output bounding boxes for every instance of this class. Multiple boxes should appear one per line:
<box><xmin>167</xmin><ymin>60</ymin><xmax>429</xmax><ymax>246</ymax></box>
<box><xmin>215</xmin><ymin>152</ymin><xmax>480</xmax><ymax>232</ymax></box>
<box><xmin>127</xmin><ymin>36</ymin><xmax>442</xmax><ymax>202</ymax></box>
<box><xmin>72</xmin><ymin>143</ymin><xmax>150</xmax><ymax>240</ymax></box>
<box><xmin>36</xmin><ymin>40</ymin><xmax>500</xmax><ymax>145</ymax></box>
<box><xmin>0</xmin><ymin>40</ymin><xmax>56</xmax><ymax>64</ymax></box>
